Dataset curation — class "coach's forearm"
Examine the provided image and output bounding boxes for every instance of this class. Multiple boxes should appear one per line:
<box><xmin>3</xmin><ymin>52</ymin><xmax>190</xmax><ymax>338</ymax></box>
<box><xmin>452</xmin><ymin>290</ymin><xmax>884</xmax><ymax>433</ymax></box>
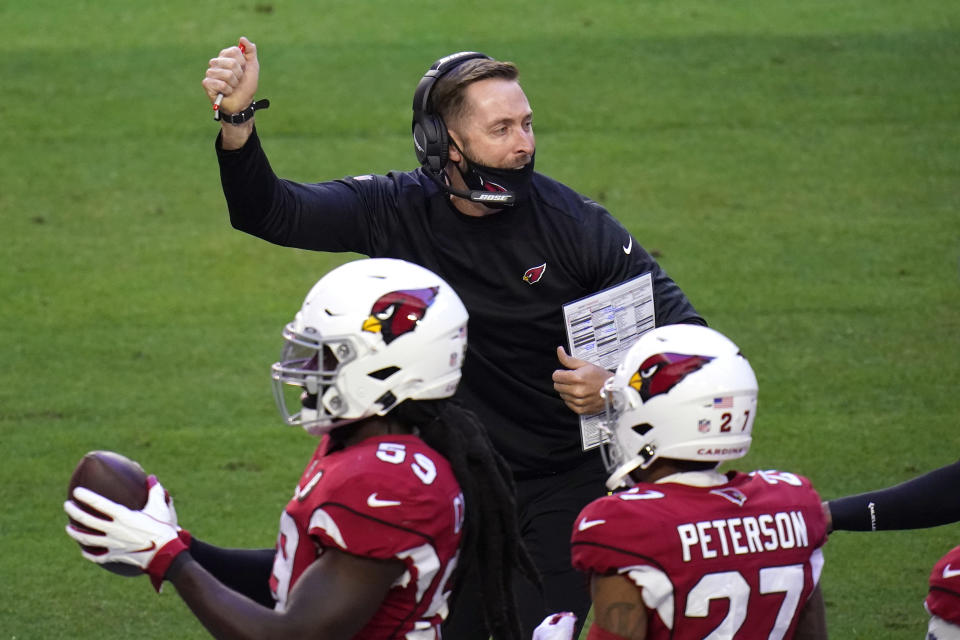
<box><xmin>219</xmin><ymin>120</ymin><xmax>255</xmax><ymax>150</ymax></box>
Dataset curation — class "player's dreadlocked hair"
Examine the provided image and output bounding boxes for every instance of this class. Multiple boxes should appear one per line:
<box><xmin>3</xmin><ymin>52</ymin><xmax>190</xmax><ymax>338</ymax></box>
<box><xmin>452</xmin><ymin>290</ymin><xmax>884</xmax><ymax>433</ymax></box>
<box><xmin>392</xmin><ymin>398</ymin><xmax>540</xmax><ymax>640</ymax></box>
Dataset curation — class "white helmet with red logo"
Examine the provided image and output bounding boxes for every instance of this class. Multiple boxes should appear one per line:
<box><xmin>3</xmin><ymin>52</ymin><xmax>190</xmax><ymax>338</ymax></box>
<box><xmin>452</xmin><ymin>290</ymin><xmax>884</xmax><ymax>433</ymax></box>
<box><xmin>271</xmin><ymin>258</ymin><xmax>468</xmax><ymax>436</ymax></box>
<box><xmin>600</xmin><ymin>324</ymin><xmax>758</xmax><ymax>490</ymax></box>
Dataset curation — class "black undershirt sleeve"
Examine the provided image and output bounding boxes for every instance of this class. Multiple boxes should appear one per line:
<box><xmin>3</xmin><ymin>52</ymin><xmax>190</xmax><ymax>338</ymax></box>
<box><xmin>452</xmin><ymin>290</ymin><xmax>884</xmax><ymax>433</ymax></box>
<box><xmin>827</xmin><ymin>460</ymin><xmax>960</xmax><ymax>531</ymax></box>
<box><xmin>188</xmin><ymin>537</ymin><xmax>276</xmax><ymax>607</ymax></box>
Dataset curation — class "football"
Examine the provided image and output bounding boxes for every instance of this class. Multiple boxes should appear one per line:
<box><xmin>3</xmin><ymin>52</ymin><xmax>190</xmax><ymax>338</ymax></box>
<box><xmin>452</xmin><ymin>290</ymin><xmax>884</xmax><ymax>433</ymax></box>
<box><xmin>67</xmin><ymin>450</ymin><xmax>149</xmax><ymax>576</ymax></box>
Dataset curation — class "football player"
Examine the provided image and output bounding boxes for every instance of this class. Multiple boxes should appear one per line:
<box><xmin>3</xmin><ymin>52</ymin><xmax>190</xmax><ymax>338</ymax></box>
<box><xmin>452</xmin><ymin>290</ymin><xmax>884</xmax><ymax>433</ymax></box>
<box><xmin>65</xmin><ymin>258</ymin><xmax>536</xmax><ymax>639</ymax></box>
<box><xmin>926</xmin><ymin>545</ymin><xmax>960</xmax><ymax>639</ymax></box>
<box><xmin>567</xmin><ymin>324</ymin><xmax>829</xmax><ymax>640</ymax></box>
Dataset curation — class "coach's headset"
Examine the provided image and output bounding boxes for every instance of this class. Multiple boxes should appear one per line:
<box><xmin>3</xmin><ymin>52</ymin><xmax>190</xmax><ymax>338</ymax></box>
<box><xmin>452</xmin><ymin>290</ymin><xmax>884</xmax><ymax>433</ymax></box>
<box><xmin>411</xmin><ymin>51</ymin><xmax>516</xmax><ymax>206</ymax></box>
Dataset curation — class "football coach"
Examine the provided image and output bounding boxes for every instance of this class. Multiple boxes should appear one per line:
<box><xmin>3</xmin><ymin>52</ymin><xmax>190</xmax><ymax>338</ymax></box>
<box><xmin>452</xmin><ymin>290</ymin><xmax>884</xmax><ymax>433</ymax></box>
<box><xmin>202</xmin><ymin>37</ymin><xmax>705</xmax><ymax>638</ymax></box>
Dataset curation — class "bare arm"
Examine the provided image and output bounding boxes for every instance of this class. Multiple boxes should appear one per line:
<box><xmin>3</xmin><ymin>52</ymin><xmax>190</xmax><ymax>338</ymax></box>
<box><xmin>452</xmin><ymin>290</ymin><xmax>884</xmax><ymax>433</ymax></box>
<box><xmin>586</xmin><ymin>574</ymin><xmax>647</xmax><ymax>640</ymax></box>
<box><xmin>186</xmin><ymin>537</ymin><xmax>275</xmax><ymax>607</ymax></box>
<box><xmin>793</xmin><ymin>584</ymin><xmax>828</xmax><ymax>640</ymax></box>
<box><xmin>167</xmin><ymin>547</ymin><xmax>404</xmax><ymax>639</ymax></box>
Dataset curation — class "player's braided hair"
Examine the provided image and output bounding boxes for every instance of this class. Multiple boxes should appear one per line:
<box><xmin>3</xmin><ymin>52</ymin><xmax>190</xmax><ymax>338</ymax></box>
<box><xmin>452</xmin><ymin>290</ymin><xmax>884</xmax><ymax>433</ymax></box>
<box><xmin>393</xmin><ymin>398</ymin><xmax>540</xmax><ymax>640</ymax></box>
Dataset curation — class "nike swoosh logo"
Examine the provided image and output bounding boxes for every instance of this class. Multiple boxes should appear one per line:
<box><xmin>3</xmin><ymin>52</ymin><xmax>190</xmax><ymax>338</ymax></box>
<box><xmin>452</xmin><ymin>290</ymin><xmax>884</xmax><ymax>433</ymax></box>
<box><xmin>578</xmin><ymin>517</ymin><xmax>606</xmax><ymax>531</ymax></box>
<box><xmin>618</xmin><ymin>489</ymin><xmax>665</xmax><ymax>501</ymax></box>
<box><xmin>295</xmin><ymin>471</ymin><xmax>323</xmax><ymax>502</ymax></box>
<box><xmin>133</xmin><ymin>541</ymin><xmax>157</xmax><ymax>554</ymax></box>
<box><xmin>943</xmin><ymin>564</ymin><xmax>960</xmax><ymax>579</ymax></box>
<box><xmin>367</xmin><ymin>493</ymin><xmax>402</xmax><ymax>508</ymax></box>
<box><xmin>622</xmin><ymin>237</ymin><xmax>633</xmax><ymax>255</ymax></box>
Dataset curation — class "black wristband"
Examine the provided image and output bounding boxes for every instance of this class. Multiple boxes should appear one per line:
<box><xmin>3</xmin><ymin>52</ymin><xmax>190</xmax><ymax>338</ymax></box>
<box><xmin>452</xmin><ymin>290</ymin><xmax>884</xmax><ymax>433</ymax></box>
<box><xmin>218</xmin><ymin>99</ymin><xmax>270</xmax><ymax>124</ymax></box>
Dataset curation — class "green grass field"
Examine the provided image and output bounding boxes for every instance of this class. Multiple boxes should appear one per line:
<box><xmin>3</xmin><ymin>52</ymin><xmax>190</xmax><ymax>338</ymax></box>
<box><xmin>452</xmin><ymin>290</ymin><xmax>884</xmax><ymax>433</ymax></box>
<box><xmin>2</xmin><ymin>1</ymin><xmax>958</xmax><ymax>637</ymax></box>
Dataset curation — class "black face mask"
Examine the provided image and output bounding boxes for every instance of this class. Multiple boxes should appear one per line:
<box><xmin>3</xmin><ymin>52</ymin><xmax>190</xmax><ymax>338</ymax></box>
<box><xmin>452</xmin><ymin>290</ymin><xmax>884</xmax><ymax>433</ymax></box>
<box><xmin>453</xmin><ymin>143</ymin><xmax>536</xmax><ymax>207</ymax></box>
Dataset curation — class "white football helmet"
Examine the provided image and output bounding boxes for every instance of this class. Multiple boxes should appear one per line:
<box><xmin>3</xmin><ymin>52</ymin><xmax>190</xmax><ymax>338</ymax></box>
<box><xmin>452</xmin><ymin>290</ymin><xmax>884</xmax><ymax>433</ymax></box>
<box><xmin>600</xmin><ymin>324</ymin><xmax>758</xmax><ymax>490</ymax></box>
<box><xmin>271</xmin><ymin>258</ymin><xmax>468</xmax><ymax>436</ymax></box>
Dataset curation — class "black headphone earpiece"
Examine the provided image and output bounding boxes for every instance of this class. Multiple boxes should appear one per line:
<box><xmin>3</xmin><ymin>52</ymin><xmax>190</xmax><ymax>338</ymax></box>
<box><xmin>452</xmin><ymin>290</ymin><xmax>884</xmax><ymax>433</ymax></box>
<box><xmin>412</xmin><ymin>51</ymin><xmax>492</xmax><ymax>175</ymax></box>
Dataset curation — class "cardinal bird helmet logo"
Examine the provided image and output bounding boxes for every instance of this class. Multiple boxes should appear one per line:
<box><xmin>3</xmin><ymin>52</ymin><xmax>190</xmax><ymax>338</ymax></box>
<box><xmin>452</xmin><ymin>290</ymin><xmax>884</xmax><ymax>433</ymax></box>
<box><xmin>628</xmin><ymin>353</ymin><xmax>714</xmax><ymax>403</ymax></box>
<box><xmin>362</xmin><ymin>287</ymin><xmax>439</xmax><ymax>344</ymax></box>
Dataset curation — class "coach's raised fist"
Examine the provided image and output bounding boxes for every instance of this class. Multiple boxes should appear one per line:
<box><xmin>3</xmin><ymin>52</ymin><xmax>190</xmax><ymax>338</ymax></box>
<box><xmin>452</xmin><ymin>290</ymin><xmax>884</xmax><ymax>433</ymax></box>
<box><xmin>202</xmin><ymin>36</ymin><xmax>259</xmax><ymax>116</ymax></box>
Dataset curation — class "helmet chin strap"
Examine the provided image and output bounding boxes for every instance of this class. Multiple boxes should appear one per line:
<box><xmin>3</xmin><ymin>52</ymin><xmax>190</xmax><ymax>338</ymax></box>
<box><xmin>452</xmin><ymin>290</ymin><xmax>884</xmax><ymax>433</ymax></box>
<box><xmin>606</xmin><ymin>445</ymin><xmax>659</xmax><ymax>490</ymax></box>
<box><xmin>606</xmin><ymin>462</ymin><xmax>640</xmax><ymax>490</ymax></box>
<box><xmin>300</xmin><ymin>406</ymin><xmax>318</xmax><ymax>424</ymax></box>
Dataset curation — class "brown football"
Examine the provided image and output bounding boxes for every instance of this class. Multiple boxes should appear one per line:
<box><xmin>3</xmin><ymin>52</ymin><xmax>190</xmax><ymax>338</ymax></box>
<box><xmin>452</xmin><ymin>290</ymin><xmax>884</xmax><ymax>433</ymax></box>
<box><xmin>67</xmin><ymin>450</ymin><xmax>149</xmax><ymax>577</ymax></box>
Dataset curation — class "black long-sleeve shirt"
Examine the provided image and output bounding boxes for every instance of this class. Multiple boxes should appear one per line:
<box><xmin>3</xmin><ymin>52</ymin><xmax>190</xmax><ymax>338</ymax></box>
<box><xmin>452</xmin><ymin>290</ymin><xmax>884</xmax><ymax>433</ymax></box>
<box><xmin>217</xmin><ymin>129</ymin><xmax>704</xmax><ymax>477</ymax></box>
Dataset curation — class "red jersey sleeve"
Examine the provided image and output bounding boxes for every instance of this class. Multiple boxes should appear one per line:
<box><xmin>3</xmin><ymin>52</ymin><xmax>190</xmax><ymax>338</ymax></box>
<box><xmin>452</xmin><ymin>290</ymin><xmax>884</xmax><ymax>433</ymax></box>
<box><xmin>927</xmin><ymin>545</ymin><xmax>960</xmax><ymax>626</ymax></box>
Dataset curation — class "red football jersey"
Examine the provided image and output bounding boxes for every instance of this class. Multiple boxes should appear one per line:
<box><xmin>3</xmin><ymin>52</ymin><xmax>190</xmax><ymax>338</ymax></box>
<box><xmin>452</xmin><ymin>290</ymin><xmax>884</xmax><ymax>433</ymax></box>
<box><xmin>926</xmin><ymin>545</ymin><xmax>960</xmax><ymax>627</ymax></box>
<box><xmin>571</xmin><ymin>470</ymin><xmax>828</xmax><ymax>640</ymax></box>
<box><xmin>269</xmin><ymin>433</ymin><xmax>464</xmax><ymax>639</ymax></box>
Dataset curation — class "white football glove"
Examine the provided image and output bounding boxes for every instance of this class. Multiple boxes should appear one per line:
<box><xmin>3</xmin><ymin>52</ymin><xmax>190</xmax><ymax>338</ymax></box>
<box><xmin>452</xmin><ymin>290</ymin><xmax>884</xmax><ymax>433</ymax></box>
<box><xmin>532</xmin><ymin>612</ymin><xmax>577</xmax><ymax>640</ymax></box>
<box><xmin>64</xmin><ymin>476</ymin><xmax>189</xmax><ymax>590</ymax></box>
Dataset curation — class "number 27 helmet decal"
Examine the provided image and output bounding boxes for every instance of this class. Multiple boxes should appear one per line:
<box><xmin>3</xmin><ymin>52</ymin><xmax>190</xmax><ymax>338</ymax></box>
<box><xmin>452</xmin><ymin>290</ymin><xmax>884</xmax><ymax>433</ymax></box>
<box><xmin>600</xmin><ymin>324</ymin><xmax>758</xmax><ymax>490</ymax></box>
<box><xmin>272</xmin><ymin>258</ymin><xmax>468</xmax><ymax>436</ymax></box>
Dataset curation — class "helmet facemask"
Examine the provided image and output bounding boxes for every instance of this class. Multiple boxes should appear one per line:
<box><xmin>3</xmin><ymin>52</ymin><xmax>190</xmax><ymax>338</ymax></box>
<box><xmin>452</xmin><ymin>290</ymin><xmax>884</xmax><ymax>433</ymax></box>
<box><xmin>599</xmin><ymin>379</ymin><xmax>656</xmax><ymax>490</ymax></box>
<box><xmin>271</xmin><ymin>325</ymin><xmax>368</xmax><ymax>436</ymax></box>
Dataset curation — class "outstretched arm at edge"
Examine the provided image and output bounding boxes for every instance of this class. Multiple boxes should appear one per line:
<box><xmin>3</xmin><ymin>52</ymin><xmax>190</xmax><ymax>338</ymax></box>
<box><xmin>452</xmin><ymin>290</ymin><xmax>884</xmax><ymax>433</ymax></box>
<box><xmin>826</xmin><ymin>460</ymin><xmax>960</xmax><ymax>532</ymax></box>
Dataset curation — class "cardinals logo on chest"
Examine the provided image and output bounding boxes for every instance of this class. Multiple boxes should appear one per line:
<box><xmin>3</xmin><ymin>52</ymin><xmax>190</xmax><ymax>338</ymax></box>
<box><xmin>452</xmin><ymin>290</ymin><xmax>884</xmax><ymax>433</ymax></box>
<box><xmin>522</xmin><ymin>262</ymin><xmax>546</xmax><ymax>285</ymax></box>
<box><xmin>362</xmin><ymin>287</ymin><xmax>438</xmax><ymax>344</ymax></box>
<box><xmin>629</xmin><ymin>352</ymin><xmax>714</xmax><ymax>402</ymax></box>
